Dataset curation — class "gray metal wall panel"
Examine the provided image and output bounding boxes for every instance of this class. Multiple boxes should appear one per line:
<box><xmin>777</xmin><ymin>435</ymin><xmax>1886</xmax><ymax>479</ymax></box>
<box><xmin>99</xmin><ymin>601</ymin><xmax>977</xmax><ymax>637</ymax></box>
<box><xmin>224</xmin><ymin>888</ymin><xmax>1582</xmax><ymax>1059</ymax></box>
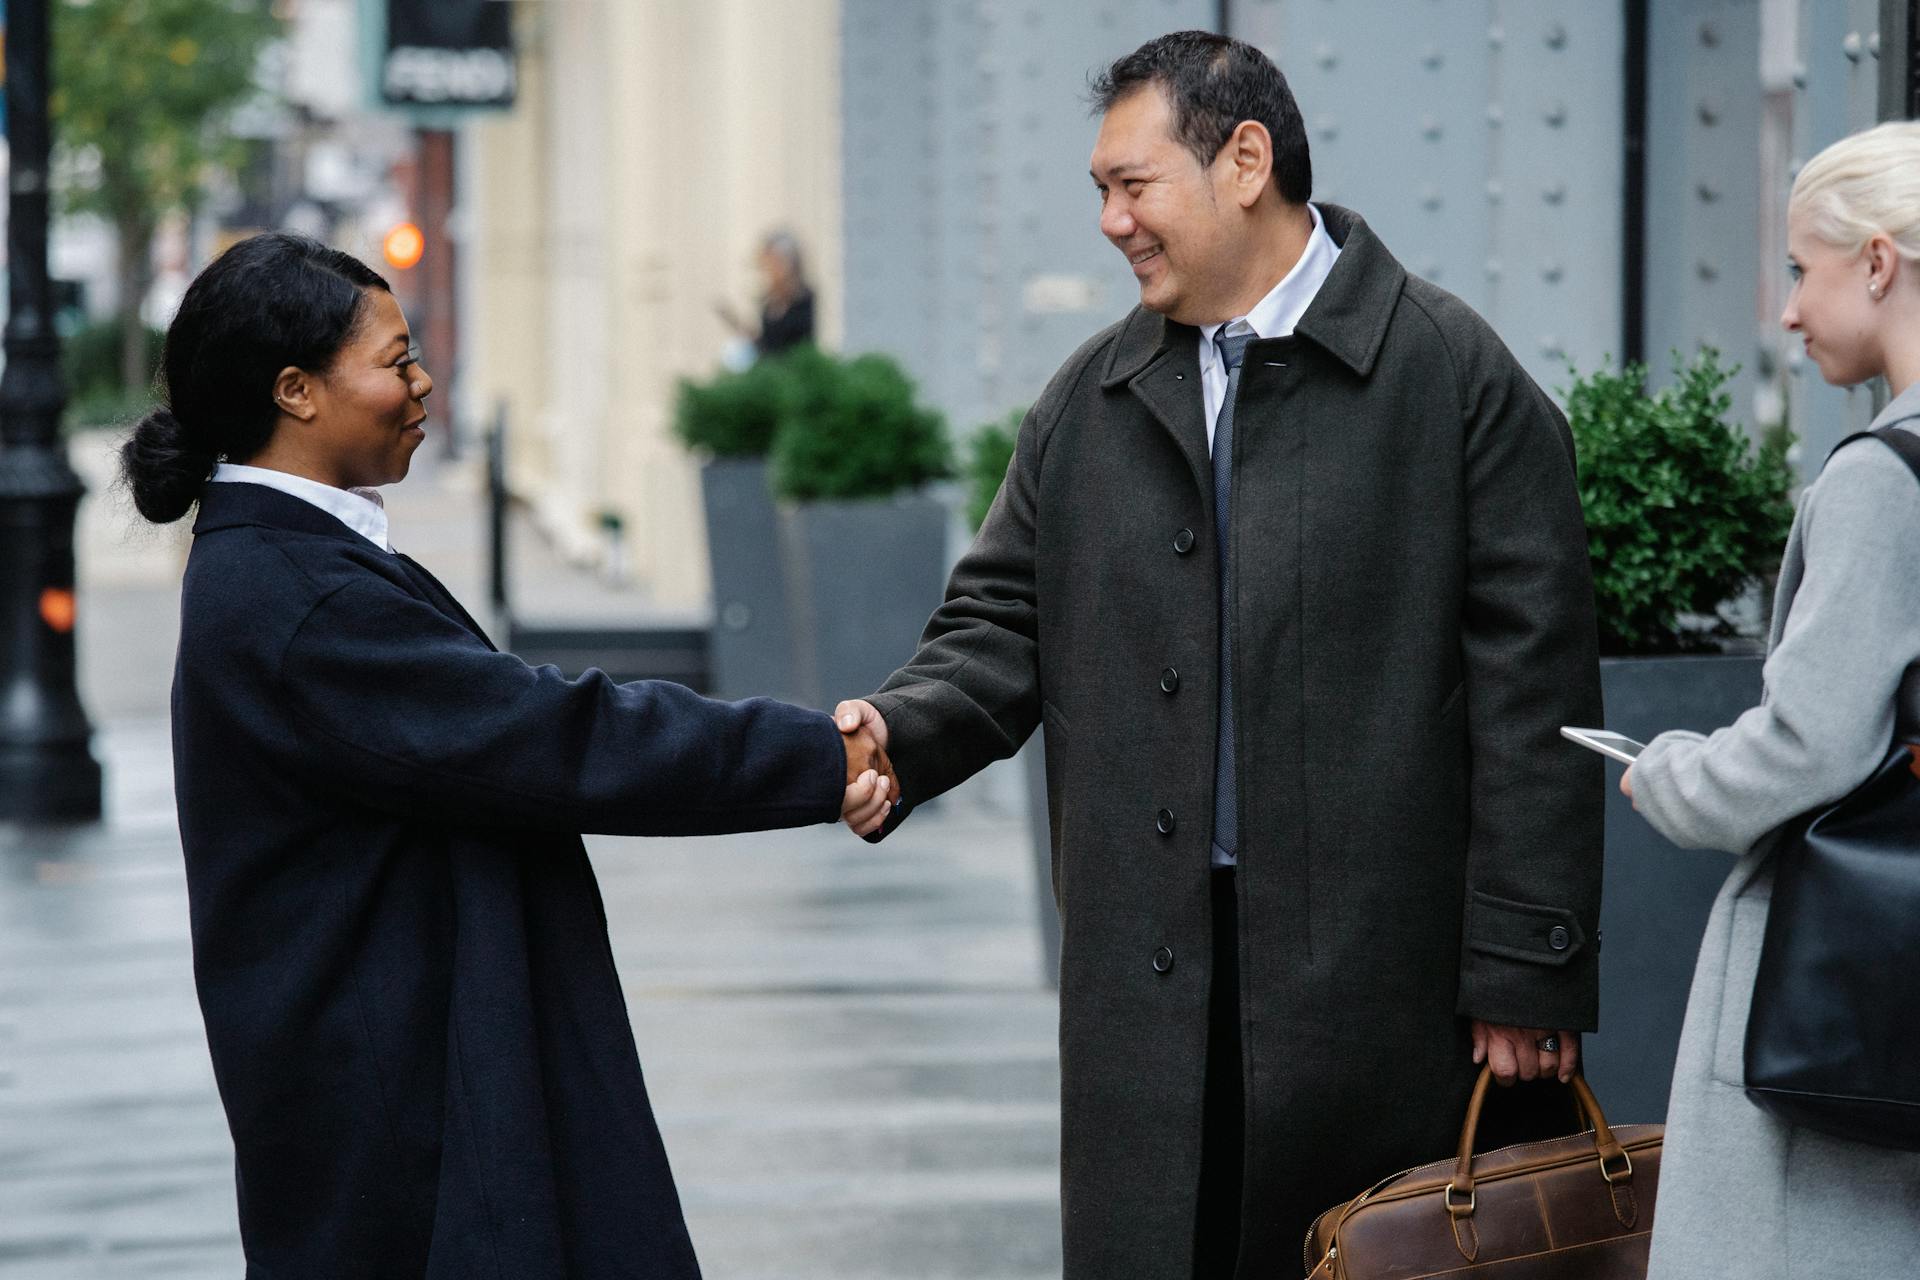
<box><xmin>1230</xmin><ymin>0</ymin><xmax>1493</xmax><ymax>296</ymax></box>
<box><xmin>1644</xmin><ymin>0</ymin><xmax>1763</xmax><ymax>422</ymax></box>
<box><xmin>1491</xmin><ymin>3</ymin><xmax>1626</xmax><ymax>393</ymax></box>
<box><xmin>840</xmin><ymin>1</ymin><xmax>1214</xmax><ymax>437</ymax></box>
<box><xmin>841</xmin><ymin>3</ymin><xmax>946</xmax><ymax>396</ymax></box>
<box><xmin>1788</xmin><ymin>0</ymin><xmax>1889</xmax><ymax>466</ymax></box>
<box><xmin>1230</xmin><ymin>0</ymin><xmax>1623</xmax><ymax>397</ymax></box>
<box><xmin>842</xmin><ymin>2</ymin><xmax>1894</xmax><ymax>467</ymax></box>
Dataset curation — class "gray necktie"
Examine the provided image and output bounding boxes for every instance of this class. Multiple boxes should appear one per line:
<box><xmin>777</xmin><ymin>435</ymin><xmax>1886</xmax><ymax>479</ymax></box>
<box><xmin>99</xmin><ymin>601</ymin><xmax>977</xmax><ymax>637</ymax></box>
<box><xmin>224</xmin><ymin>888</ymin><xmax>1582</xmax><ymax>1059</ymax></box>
<box><xmin>1212</xmin><ymin>325</ymin><xmax>1254</xmax><ymax>867</ymax></box>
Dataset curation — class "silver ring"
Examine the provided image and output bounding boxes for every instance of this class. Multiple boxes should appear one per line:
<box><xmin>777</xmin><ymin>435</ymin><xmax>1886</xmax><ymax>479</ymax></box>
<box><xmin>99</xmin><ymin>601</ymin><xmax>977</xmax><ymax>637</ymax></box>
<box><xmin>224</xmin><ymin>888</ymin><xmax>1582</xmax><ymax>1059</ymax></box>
<box><xmin>1536</xmin><ymin>1035</ymin><xmax>1560</xmax><ymax>1054</ymax></box>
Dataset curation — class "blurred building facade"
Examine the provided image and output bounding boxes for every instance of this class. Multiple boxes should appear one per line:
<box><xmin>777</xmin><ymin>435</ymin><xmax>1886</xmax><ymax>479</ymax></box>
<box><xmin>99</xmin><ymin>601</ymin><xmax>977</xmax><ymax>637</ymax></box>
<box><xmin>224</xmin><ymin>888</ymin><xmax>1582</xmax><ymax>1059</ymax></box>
<box><xmin>468</xmin><ymin>0</ymin><xmax>1914</xmax><ymax>612</ymax></box>
<box><xmin>465</xmin><ymin>0</ymin><xmax>844</xmax><ymax>606</ymax></box>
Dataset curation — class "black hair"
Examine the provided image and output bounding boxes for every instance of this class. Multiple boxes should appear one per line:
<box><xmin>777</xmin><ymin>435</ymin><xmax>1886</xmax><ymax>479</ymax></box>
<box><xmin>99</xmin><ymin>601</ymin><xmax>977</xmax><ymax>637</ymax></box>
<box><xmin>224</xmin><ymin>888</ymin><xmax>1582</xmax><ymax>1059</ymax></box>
<box><xmin>1089</xmin><ymin>30</ymin><xmax>1312</xmax><ymax>205</ymax></box>
<box><xmin>119</xmin><ymin>233</ymin><xmax>392</xmax><ymax>524</ymax></box>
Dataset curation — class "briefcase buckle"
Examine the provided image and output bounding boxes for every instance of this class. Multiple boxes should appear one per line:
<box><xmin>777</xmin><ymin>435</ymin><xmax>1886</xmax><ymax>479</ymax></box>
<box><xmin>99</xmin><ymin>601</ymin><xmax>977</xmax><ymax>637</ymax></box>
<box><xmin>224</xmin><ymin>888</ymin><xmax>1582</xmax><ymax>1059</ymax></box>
<box><xmin>1599</xmin><ymin>1149</ymin><xmax>1634</xmax><ymax>1184</ymax></box>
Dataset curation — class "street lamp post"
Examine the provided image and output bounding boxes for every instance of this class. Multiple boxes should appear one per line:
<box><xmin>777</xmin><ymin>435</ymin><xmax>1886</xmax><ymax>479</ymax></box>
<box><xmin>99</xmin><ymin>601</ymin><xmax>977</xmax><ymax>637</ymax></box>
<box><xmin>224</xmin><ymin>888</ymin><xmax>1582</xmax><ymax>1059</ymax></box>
<box><xmin>0</xmin><ymin>0</ymin><xmax>103</xmax><ymax>821</ymax></box>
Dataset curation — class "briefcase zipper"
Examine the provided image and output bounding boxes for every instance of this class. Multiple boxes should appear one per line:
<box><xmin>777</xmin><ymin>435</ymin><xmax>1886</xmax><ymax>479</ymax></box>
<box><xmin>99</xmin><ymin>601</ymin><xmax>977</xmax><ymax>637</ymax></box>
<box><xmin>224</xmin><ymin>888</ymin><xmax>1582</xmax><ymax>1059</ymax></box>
<box><xmin>1304</xmin><ymin>1159</ymin><xmax>1425</xmax><ymax>1274</ymax></box>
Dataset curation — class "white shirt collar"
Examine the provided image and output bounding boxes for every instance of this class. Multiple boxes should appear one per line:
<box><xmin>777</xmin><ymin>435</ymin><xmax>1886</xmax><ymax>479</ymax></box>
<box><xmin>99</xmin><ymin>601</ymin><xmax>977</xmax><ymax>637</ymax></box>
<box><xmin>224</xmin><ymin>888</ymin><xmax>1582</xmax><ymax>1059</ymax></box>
<box><xmin>208</xmin><ymin>463</ymin><xmax>392</xmax><ymax>551</ymax></box>
<box><xmin>1200</xmin><ymin>202</ymin><xmax>1342</xmax><ymax>352</ymax></box>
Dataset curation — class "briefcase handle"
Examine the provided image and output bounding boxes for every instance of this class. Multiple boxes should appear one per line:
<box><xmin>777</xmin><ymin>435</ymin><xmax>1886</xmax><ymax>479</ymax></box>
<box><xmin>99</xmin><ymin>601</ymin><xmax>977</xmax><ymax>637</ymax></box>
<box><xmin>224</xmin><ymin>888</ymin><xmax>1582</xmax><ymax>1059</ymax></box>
<box><xmin>1445</xmin><ymin>1066</ymin><xmax>1634</xmax><ymax>1217</ymax></box>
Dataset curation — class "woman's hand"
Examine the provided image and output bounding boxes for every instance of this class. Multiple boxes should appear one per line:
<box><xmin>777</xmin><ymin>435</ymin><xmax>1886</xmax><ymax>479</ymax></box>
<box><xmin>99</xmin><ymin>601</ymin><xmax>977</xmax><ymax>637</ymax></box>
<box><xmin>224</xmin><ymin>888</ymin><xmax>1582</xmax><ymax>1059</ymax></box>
<box><xmin>838</xmin><ymin>700</ymin><xmax>898</xmax><ymax>836</ymax></box>
<box><xmin>841</xmin><ymin>767</ymin><xmax>892</xmax><ymax>835</ymax></box>
<box><xmin>1620</xmin><ymin>765</ymin><xmax>1636</xmax><ymax>808</ymax></box>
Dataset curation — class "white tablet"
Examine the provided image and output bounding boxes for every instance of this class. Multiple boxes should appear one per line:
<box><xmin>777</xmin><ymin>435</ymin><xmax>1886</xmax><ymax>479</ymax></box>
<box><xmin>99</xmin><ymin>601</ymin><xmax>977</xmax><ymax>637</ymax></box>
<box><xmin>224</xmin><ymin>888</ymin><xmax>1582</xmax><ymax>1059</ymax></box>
<box><xmin>1559</xmin><ymin>726</ymin><xmax>1646</xmax><ymax>766</ymax></box>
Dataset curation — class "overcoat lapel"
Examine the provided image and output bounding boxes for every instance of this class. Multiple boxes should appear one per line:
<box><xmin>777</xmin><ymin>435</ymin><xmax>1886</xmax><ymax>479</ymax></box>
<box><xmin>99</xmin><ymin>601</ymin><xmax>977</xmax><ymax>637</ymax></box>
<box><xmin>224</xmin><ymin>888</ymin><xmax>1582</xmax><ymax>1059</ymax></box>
<box><xmin>1102</xmin><ymin>309</ymin><xmax>1212</xmax><ymax>509</ymax></box>
<box><xmin>193</xmin><ymin>482</ymin><xmax>496</xmax><ymax>651</ymax></box>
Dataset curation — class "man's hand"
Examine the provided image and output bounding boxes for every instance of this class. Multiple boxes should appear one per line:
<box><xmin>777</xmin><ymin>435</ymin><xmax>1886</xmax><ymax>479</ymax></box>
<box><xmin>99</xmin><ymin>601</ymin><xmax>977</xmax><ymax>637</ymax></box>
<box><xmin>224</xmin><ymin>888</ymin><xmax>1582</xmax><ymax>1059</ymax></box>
<box><xmin>836</xmin><ymin>699</ymin><xmax>897</xmax><ymax>837</ymax></box>
<box><xmin>1620</xmin><ymin>764</ymin><xmax>1636</xmax><ymax>807</ymax></box>
<box><xmin>1471</xmin><ymin>1019</ymin><xmax>1581</xmax><ymax>1085</ymax></box>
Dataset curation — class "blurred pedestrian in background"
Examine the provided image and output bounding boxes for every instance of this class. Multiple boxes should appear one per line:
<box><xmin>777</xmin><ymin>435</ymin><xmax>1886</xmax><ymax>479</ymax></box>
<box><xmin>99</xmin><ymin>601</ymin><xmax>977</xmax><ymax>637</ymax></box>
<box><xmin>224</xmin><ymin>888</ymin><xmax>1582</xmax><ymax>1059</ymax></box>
<box><xmin>1624</xmin><ymin>121</ymin><xmax>1920</xmax><ymax>1280</ymax></box>
<box><xmin>116</xmin><ymin>233</ymin><xmax>895</xmax><ymax>1278</ymax></box>
<box><xmin>716</xmin><ymin>228</ymin><xmax>816</xmax><ymax>366</ymax></box>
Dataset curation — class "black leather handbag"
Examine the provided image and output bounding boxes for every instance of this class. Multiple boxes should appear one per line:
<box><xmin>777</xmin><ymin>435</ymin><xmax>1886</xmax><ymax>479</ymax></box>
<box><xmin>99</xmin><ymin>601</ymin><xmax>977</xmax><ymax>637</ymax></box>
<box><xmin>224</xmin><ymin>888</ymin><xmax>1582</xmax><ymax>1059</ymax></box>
<box><xmin>1742</xmin><ymin>423</ymin><xmax>1920</xmax><ymax>1150</ymax></box>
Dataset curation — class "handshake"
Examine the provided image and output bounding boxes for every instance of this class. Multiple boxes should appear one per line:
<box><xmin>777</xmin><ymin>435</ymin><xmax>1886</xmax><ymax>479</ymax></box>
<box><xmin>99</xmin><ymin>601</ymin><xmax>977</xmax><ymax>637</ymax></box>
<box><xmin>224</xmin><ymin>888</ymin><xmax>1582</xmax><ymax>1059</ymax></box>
<box><xmin>834</xmin><ymin>699</ymin><xmax>897</xmax><ymax>837</ymax></box>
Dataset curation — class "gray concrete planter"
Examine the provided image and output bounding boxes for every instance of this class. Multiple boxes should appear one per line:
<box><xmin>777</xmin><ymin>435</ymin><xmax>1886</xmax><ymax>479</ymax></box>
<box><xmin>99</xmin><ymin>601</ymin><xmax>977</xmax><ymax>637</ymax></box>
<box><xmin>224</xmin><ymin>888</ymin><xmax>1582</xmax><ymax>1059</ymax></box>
<box><xmin>778</xmin><ymin>490</ymin><xmax>950</xmax><ymax>710</ymax></box>
<box><xmin>1582</xmin><ymin>653</ymin><xmax>1763</xmax><ymax>1124</ymax></box>
<box><xmin>700</xmin><ymin>458</ymin><xmax>796</xmax><ymax>701</ymax></box>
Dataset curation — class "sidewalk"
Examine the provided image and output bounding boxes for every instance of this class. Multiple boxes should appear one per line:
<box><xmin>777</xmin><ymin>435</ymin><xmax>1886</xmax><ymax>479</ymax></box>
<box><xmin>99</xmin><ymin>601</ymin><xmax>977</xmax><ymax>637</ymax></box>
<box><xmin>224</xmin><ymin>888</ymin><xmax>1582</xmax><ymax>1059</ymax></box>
<box><xmin>1</xmin><ymin>442</ymin><xmax>1062</xmax><ymax>1279</ymax></box>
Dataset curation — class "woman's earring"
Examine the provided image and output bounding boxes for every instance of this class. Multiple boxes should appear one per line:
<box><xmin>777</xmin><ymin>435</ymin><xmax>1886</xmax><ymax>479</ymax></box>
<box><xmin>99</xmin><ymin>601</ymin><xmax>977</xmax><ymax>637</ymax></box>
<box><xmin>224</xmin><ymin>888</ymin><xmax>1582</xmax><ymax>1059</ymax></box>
<box><xmin>1869</xmin><ymin>283</ymin><xmax>1883</xmax><ymax>299</ymax></box>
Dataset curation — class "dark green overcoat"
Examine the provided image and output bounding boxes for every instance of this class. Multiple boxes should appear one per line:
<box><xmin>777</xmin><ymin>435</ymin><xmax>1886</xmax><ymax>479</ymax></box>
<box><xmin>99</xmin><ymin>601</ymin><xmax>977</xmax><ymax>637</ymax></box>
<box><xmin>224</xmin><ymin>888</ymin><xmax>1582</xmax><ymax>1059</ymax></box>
<box><xmin>868</xmin><ymin>205</ymin><xmax>1604</xmax><ymax>1278</ymax></box>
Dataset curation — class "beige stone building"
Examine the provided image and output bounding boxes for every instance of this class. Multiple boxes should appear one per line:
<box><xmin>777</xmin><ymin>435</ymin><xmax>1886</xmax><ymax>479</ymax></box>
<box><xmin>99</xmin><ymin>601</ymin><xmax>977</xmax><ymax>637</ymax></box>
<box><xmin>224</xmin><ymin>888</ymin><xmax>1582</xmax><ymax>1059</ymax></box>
<box><xmin>466</xmin><ymin>0</ymin><xmax>842</xmax><ymax>611</ymax></box>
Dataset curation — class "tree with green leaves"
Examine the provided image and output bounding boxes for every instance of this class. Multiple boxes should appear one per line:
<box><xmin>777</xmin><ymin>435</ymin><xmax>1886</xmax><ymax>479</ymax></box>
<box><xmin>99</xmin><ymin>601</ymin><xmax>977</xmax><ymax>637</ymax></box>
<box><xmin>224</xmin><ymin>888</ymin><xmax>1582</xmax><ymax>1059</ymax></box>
<box><xmin>52</xmin><ymin>0</ymin><xmax>281</xmax><ymax>398</ymax></box>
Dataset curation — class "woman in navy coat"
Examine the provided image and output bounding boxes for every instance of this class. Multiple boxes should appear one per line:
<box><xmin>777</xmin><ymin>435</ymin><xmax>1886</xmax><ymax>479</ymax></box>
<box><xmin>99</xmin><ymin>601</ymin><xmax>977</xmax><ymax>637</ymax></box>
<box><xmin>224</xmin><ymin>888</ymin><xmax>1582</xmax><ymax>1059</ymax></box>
<box><xmin>119</xmin><ymin>234</ymin><xmax>896</xmax><ymax>1278</ymax></box>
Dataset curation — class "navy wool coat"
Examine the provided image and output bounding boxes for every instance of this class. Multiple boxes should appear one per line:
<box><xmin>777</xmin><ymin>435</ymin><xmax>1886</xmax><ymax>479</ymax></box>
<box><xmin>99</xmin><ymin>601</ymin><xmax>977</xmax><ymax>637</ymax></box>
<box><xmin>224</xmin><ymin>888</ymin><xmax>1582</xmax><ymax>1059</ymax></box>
<box><xmin>171</xmin><ymin>482</ymin><xmax>844</xmax><ymax>1278</ymax></box>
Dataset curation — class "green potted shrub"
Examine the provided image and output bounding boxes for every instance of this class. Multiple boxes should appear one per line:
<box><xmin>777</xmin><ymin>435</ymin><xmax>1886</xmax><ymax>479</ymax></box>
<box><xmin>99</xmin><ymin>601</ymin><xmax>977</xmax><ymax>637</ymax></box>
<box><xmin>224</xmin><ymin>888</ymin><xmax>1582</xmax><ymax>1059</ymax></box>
<box><xmin>963</xmin><ymin>409</ymin><xmax>1020</xmax><ymax>533</ymax></box>
<box><xmin>1564</xmin><ymin>348</ymin><xmax>1796</xmax><ymax>1124</ymax></box>
<box><xmin>1569</xmin><ymin>348</ymin><xmax>1795</xmax><ymax>654</ymax></box>
<box><xmin>770</xmin><ymin>349</ymin><xmax>954</xmax><ymax>708</ymax></box>
<box><xmin>673</xmin><ymin>350</ymin><xmax>806</xmax><ymax>700</ymax></box>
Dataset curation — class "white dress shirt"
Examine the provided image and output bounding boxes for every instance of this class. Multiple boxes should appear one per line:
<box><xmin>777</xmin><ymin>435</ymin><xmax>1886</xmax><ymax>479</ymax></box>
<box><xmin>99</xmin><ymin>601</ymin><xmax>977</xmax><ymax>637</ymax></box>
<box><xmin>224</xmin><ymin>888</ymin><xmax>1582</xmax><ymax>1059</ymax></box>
<box><xmin>1197</xmin><ymin>202</ymin><xmax>1342</xmax><ymax>452</ymax></box>
<box><xmin>208</xmin><ymin>463</ymin><xmax>393</xmax><ymax>552</ymax></box>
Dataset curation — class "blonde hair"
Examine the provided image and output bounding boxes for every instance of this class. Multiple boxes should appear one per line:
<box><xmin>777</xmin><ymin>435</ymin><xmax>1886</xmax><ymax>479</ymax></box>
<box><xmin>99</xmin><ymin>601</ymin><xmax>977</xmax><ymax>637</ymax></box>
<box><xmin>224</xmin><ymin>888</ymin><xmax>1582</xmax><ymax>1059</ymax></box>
<box><xmin>1789</xmin><ymin>121</ymin><xmax>1920</xmax><ymax>260</ymax></box>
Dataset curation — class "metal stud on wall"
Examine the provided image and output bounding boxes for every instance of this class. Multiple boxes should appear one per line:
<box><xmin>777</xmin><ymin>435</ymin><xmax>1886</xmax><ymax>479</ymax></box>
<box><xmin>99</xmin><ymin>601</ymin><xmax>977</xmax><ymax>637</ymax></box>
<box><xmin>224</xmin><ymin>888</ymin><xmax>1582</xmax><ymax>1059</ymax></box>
<box><xmin>1785</xmin><ymin>0</ymin><xmax>1889</xmax><ymax>466</ymax></box>
<box><xmin>1228</xmin><ymin>0</ymin><xmax>1623</xmax><ymax>393</ymax></box>
<box><xmin>840</xmin><ymin>0</ymin><xmax>1214</xmax><ymax>436</ymax></box>
<box><xmin>1643</xmin><ymin>0</ymin><xmax>1762</xmax><ymax>423</ymax></box>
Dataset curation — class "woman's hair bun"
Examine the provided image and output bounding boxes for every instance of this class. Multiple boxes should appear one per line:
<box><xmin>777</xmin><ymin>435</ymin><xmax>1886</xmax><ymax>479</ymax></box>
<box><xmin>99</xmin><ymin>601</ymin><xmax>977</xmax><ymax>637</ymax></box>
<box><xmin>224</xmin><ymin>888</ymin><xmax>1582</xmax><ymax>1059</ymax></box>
<box><xmin>120</xmin><ymin>407</ymin><xmax>217</xmax><ymax>525</ymax></box>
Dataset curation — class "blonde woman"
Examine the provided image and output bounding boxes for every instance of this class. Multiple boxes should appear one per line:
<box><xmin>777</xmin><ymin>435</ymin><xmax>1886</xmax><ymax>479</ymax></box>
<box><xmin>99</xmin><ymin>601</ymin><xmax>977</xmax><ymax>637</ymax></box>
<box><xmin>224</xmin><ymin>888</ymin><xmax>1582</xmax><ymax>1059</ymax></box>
<box><xmin>1623</xmin><ymin>121</ymin><xmax>1920</xmax><ymax>1277</ymax></box>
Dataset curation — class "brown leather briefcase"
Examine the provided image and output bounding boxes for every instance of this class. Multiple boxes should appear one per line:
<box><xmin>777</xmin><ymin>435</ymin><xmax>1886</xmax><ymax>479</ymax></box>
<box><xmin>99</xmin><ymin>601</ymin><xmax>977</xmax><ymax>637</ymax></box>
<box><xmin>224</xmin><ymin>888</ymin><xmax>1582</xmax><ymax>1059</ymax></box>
<box><xmin>1302</xmin><ymin>1068</ymin><xmax>1662</xmax><ymax>1278</ymax></box>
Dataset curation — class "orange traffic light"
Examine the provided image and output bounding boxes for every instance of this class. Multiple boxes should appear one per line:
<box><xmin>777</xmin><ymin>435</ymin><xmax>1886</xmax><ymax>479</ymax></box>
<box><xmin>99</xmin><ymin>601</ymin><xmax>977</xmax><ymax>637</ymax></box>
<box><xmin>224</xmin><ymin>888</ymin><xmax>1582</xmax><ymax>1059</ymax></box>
<box><xmin>383</xmin><ymin>221</ymin><xmax>425</xmax><ymax>270</ymax></box>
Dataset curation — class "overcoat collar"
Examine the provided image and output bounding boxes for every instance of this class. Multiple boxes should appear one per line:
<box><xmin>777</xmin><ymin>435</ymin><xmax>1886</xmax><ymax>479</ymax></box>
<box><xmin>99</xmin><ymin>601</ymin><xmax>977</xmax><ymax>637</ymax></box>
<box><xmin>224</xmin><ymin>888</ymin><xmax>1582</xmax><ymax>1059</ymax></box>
<box><xmin>192</xmin><ymin>479</ymin><xmax>496</xmax><ymax>647</ymax></box>
<box><xmin>193</xmin><ymin>478</ymin><xmax>373</xmax><ymax>545</ymax></box>
<box><xmin>1098</xmin><ymin>202</ymin><xmax>1406</xmax><ymax>392</ymax></box>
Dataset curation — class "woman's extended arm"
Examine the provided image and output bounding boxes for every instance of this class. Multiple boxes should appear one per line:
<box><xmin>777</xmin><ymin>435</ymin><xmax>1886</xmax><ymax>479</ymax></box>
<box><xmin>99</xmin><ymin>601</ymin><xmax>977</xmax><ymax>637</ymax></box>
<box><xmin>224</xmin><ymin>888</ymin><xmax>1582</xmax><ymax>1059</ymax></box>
<box><xmin>1632</xmin><ymin>444</ymin><xmax>1920</xmax><ymax>853</ymax></box>
<box><xmin>280</xmin><ymin>574</ymin><xmax>849</xmax><ymax>838</ymax></box>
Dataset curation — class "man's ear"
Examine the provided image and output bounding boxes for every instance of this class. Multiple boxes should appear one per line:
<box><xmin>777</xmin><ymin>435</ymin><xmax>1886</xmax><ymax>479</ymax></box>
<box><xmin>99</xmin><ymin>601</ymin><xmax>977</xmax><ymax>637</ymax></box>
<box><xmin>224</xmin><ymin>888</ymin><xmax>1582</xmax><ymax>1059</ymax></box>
<box><xmin>272</xmin><ymin>366</ymin><xmax>318</xmax><ymax>422</ymax></box>
<box><xmin>1221</xmin><ymin>119</ymin><xmax>1275</xmax><ymax>210</ymax></box>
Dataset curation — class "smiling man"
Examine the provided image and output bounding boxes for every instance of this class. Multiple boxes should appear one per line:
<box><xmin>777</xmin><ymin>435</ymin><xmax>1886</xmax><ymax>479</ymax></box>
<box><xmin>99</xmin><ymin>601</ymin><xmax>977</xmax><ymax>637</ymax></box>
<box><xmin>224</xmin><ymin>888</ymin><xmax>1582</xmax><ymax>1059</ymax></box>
<box><xmin>835</xmin><ymin>31</ymin><xmax>1604</xmax><ymax>1278</ymax></box>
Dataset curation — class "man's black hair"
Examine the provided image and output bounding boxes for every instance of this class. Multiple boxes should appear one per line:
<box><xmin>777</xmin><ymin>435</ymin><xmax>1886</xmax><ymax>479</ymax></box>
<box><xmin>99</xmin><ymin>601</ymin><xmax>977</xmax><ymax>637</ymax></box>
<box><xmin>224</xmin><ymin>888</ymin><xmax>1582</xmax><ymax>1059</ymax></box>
<box><xmin>1090</xmin><ymin>30</ymin><xmax>1312</xmax><ymax>205</ymax></box>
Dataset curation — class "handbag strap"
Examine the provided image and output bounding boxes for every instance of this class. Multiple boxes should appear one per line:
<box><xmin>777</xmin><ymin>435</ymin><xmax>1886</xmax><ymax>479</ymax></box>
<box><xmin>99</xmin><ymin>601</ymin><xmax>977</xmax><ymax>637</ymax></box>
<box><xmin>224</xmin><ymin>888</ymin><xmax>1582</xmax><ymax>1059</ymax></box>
<box><xmin>1832</xmin><ymin>422</ymin><xmax>1920</xmax><ymax>773</ymax></box>
<box><xmin>1447</xmin><ymin>1066</ymin><xmax>1632</xmax><ymax>1212</ymax></box>
<box><xmin>1828</xmin><ymin>419</ymin><xmax>1920</xmax><ymax>487</ymax></box>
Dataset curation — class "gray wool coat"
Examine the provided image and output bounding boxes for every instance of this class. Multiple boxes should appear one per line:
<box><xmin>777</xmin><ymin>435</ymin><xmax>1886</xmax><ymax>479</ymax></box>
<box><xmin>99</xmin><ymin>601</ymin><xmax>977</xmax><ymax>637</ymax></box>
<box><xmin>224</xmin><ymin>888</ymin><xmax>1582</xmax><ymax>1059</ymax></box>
<box><xmin>1633</xmin><ymin>387</ymin><xmax>1920</xmax><ymax>1280</ymax></box>
<box><xmin>866</xmin><ymin>205</ymin><xmax>1604</xmax><ymax>1279</ymax></box>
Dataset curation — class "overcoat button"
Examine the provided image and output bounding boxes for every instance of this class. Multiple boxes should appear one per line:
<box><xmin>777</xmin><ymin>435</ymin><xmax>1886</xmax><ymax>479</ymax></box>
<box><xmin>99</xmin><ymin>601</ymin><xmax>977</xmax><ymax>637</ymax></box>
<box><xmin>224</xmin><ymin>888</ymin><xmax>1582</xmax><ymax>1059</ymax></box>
<box><xmin>1548</xmin><ymin>925</ymin><xmax>1571</xmax><ymax>951</ymax></box>
<box><xmin>1173</xmin><ymin>527</ymin><xmax>1196</xmax><ymax>554</ymax></box>
<box><xmin>1155</xmin><ymin>808</ymin><xmax>1176</xmax><ymax>835</ymax></box>
<box><xmin>1160</xmin><ymin>667</ymin><xmax>1180</xmax><ymax>694</ymax></box>
<box><xmin>1152</xmin><ymin>946</ymin><xmax>1175</xmax><ymax>973</ymax></box>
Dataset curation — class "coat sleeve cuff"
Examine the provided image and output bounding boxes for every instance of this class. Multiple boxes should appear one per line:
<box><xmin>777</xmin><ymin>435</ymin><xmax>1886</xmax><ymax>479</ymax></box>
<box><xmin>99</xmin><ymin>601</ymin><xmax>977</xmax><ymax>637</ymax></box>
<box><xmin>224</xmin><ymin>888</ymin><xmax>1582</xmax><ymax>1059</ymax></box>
<box><xmin>1629</xmin><ymin>730</ymin><xmax>1717</xmax><ymax>850</ymax></box>
<box><xmin>1456</xmin><ymin>891</ymin><xmax>1600</xmax><ymax>1030</ymax></box>
<box><xmin>801</xmin><ymin>709</ymin><xmax>856</xmax><ymax>826</ymax></box>
<box><xmin>857</xmin><ymin>687</ymin><xmax>940</xmax><ymax>843</ymax></box>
